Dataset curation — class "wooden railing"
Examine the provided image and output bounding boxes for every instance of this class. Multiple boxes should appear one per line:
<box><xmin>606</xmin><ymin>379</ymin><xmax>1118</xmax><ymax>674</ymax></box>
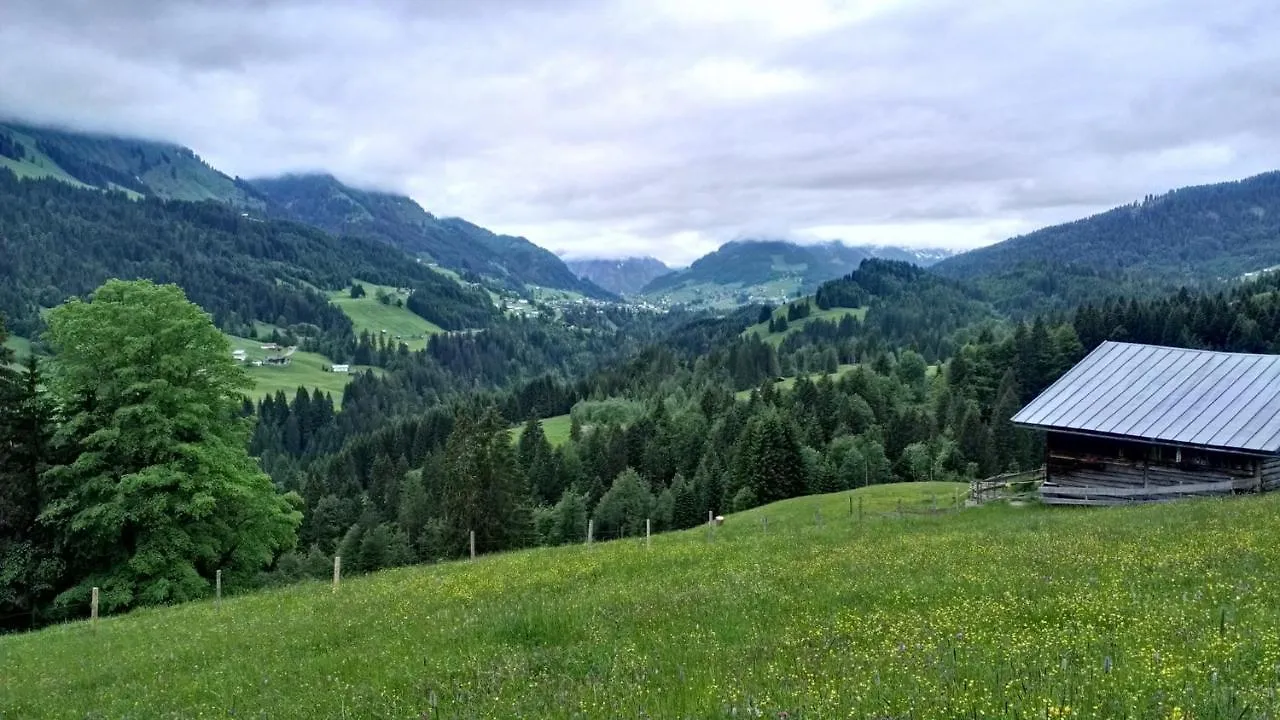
<box><xmin>970</xmin><ymin>467</ymin><xmax>1046</xmax><ymax>505</ymax></box>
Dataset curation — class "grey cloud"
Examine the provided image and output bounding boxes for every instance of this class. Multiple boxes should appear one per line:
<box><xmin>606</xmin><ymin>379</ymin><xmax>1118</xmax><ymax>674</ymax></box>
<box><xmin>1</xmin><ymin>0</ymin><xmax>1279</xmax><ymax>265</ymax></box>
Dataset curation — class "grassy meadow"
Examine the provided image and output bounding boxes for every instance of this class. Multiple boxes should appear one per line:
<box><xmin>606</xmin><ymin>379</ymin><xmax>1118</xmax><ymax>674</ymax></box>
<box><xmin>223</xmin><ymin>335</ymin><xmax>378</xmax><ymax>407</ymax></box>
<box><xmin>3</xmin><ymin>334</ymin><xmax>32</xmax><ymax>362</ymax></box>
<box><xmin>509</xmin><ymin>413</ymin><xmax>574</xmax><ymax>446</ymax></box>
<box><xmin>5</xmin><ymin>483</ymin><xmax>1280</xmax><ymax>718</ymax></box>
<box><xmin>329</xmin><ymin>281</ymin><xmax>444</xmax><ymax>351</ymax></box>
<box><xmin>734</xmin><ymin>363</ymin><xmax>860</xmax><ymax>400</ymax></box>
<box><xmin>743</xmin><ymin>302</ymin><xmax>869</xmax><ymax>347</ymax></box>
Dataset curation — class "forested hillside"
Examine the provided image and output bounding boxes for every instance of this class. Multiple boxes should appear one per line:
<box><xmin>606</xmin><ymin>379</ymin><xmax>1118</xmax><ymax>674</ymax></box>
<box><xmin>0</xmin><ymin>122</ymin><xmax>263</xmax><ymax>205</ymax></box>
<box><xmin>0</xmin><ymin>123</ymin><xmax>614</xmax><ymax>300</ymax></box>
<box><xmin>249</xmin><ymin>174</ymin><xmax>612</xmax><ymax>298</ymax></box>
<box><xmin>642</xmin><ymin>240</ymin><xmax>870</xmax><ymax>297</ymax></box>
<box><xmin>0</xmin><ymin>169</ymin><xmax>491</xmax><ymax>344</ymax></box>
<box><xmin>935</xmin><ymin>171</ymin><xmax>1280</xmax><ymax>313</ymax></box>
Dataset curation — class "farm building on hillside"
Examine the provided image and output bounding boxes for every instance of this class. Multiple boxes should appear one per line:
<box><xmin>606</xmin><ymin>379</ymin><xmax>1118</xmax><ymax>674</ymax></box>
<box><xmin>1012</xmin><ymin>341</ymin><xmax>1280</xmax><ymax>505</ymax></box>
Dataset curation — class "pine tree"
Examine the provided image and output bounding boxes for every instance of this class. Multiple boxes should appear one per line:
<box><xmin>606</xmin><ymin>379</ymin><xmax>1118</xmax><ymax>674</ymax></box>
<box><xmin>991</xmin><ymin>370</ymin><xmax>1026</xmax><ymax>472</ymax></box>
<box><xmin>439</xmin><ymin>406</ymin><xmax>535</xmax><ymax>556</ymax></box>
<box><xmin>396</xmin><ymin>471</ymin><xmax>431</xmax><ymax>553</ymax></box>
<box><xmin>592</xmin><ymin>468</ymin><xmax>653</xmax><ymax>539</ymax></box>
<box><xmin>551</xmin><ymin>490</ymin><xmax>588</xmax><ymax>544</ymax></box>
<box><xmin>670</xmin><ymin>473</ymin><xmax>700</xmax><ymax>529</ymax></box>
<box><xmin>732</xmin><ymin>410</ymin><xmax>806</xmax><ymax>504</ymax></box>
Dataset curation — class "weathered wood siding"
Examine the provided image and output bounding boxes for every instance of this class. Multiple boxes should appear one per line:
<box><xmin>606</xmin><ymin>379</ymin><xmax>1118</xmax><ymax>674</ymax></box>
<box><xmin>1041</xmin><ymin>432</ymin><xmax>1272</xmax><ymax>505</ymax></box>
<box><xmin>1262</xmin><ymin>458</ymin><xmax>1280</xmax><ymax>491</ymax></box>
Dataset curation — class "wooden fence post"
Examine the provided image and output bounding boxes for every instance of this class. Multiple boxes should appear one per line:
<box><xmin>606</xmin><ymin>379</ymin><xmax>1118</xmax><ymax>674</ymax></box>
<box><xmin>90</xmin><ymin>586</ymin><xmax>99</xmax><ymax>629</ymax></box>
<box><xmin>645</xmin><ymin>518</ymin><xmax>651</xmax><ymax>548</ymax></box>
<box><xmin>897</xmin><ymin>498</ymin><xmax>903</xmax><ymax>517</ymax></box>
<box><xmin>762</xmin><ymin>516</ymin><xmax>767</xmax><ymax>533</ymax></box>
<box><xmin>215</xmin><ymin>569</ymin><xmax>222</xmax><ymax>610</ymax></box>
<box><xmin>848</xmin><ymin>495</ymin><xmax>853</xmax><ymax>516</ymax></box>
<box><xmin>469</xmin><ymin>530</ymin><xmax>476</xmax><ymax>559</ymax></box>
<box><xmin>587</xmin><ymin>519</ymin><xmax>594</xmax><ymax>545</ymax></box>
<box><xmin>859</xmin><ymin>497</ymin><xmax>863</xmax><ymax>523</ymax></box>
<box><xmin>815</xmin><ymin>508</ymin><xmax>822</xmax><ymax>527</ymax></box>
<box><xmin>332</xmin><ymin>556</ymin><xmax>341</xmax><ymax>592</ymax></box>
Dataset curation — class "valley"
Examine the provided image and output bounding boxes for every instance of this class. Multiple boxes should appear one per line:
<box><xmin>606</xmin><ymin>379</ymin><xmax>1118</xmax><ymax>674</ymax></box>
<box><xmin>5</xmin><ymin>115</ymin><xmax>1280</xmax><ymax>720</ymax></box>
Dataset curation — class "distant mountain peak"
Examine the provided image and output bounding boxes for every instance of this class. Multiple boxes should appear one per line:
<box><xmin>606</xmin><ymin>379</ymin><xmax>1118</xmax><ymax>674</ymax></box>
<box><xmin>565</xmin><ymin>256</ymin><xmax>669</xmax><ymax>296</ymax></box>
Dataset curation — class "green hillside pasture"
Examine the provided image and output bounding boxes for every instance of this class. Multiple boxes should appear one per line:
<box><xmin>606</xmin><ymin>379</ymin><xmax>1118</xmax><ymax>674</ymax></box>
<box><xmin>0</xmin><ymin>152</ymin><xmax>93</xmax><ymax>187</ymax></box>
<box><xmin>224</xmin><ymin>335</ymin><xmax>377</xmax><ymax>406</ymax></box>
<box><xmin>509</xmin><ymin>413</ymin><xmax>573</xmax><ymax>446</ymax></box>
<box><xmin>9</xmin><ymin>484</ymin><xmax>1280</xmax><ymax>717</ymax></box>
<box><xmin>735</xmin><ymin>363</ymin><xmax>860</xmax><ymax>399</ymax></box>
<box><xmin>3</xmin><ymin>334</ymin><xmax>33</xmax><ymax>362</ymax></box>
<box><xmin>743</xmin><ymin>302</ymin><xmax>868</xmax><ymax>346</ymax></box>
<box><xmin>329</xmin><ymin>281</ymin><xmax>444</xmax><ymax>351</ymax></box>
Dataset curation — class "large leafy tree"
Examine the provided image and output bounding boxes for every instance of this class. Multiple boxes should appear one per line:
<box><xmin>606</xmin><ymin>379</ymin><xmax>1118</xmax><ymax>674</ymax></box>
<box><xmin>40</xmin><ymin>280</ymin><xmax>301</xmax><ymax>613</ymax></box>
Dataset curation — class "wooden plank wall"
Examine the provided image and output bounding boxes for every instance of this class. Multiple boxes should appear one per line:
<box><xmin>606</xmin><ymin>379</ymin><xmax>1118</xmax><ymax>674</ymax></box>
<box><xmin>1042</xmin><ymin>433</ymin><xmax>1273</xmax><ymax>505</ymax></box>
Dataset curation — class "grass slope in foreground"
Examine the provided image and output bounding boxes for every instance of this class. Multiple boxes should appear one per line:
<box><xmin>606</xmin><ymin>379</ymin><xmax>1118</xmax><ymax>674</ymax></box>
<box><xmin>5</xmin><ymin>483</ymin><xmax>1280</xmax><ymax>718</ymax></box>
<box><xmin>328</xmin><ymin>281</ymin><xmax>444</xmax><ymax>351</ymax></box>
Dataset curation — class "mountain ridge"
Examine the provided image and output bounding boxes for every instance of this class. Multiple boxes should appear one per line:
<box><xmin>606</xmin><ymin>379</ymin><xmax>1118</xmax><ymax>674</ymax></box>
<box><xmin>638</xmin><ymin>239</ymin><xmax>951</xmax><ymax>308</ymax></box>
<box><xmin>933</xmin><ymin>170</ymin><xmax>1280</xmax><ymax>312</ymax></box>
<box><xmin>565</xmin><ymin>256</ymin><xmax>670</xmax><ymax>296</ymax></box>
<box><xmin>0</xmin><ymin>122</ymin><xmax>608</xmax><ymax>299</ymax></box>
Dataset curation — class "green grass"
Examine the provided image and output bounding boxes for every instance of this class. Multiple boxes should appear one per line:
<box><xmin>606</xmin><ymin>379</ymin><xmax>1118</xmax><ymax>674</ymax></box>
<box><xmin>7</xmin><ymin>484</ymin><xmax>1280</xmax><ymax>717</ymax></box>
<box><xmin>735</xmin><ymin>363</ymin><xmax>860</xmax><ymax>399</ymax></box>
<box><xmin>3</xmin><ymin>334</ymin><xmax>33</xmax><ymax>362</ymax></box>
<box><xmin>329</xmin><ymin>281</ymin><xmax>443</xmax><ymax>351</ymax></box>
<box><xmin>0</xmin><ymin>128</ymin><xmax>93</xmax><ymax>188</ymax></box>
<box><xmin>224</xmin><ymin>335</ymin><xmax>378</xmax><ymax>406</ymax></box>
<box><xmin>743</xmin><ymin>302</ymin><xmax>868</xmax><ymax>346</ymax></box>
<box><xmin>509</xmin><ymin>414</ymin><xmax>573</xmax><ymax>446</ymax></box>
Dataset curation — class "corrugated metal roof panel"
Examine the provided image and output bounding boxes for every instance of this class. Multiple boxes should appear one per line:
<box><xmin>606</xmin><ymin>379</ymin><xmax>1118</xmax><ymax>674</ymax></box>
<box><xmin>1011</xmin><ymin>342</ymin><xmax>1280</xmax><ymax>455</ymax></box>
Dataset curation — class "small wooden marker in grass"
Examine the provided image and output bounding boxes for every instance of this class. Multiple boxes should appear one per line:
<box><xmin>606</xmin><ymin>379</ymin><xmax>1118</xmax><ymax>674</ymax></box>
<box><xmin>762</xmin><ymin>516</ymin><xmax>767</xmax><ymax>533</ymax></box>
<box><xmin>90</xmin><ymin>586</ymin><xmax>99</xmax><ymax>629</ymax></box>
<box><xmin>859</xmin><ymin>497</ymin><xmax>864</xmax><ymax>523</ymax></box>
<box><xmin>469</xmin><ymin>530</ymin><xmax>476</xmax><ymax>559</ymax></box>
<box><xmin>215</xmin><ymin>569</ymin><xmax>222</xmax><ymax>610</ymax></box>
<box><xmin>897</xmin><ymin>498</ymin><xmax>903</xmax><ymax>517</ymax></box>
<box><xmin>587</xmin><ymin>519</ymin><xmax>594</xmax><ymax>545</ymax></box>
<box><xmin>645</xmin><ymin>518</ymin><xmax>651</xmax><ymax>548</ymax></box>
<box><xmin>848</xmin><ymin>494</ymin><xmax>853</xmax><ymax>516</ymax></box>
<box><xmin>332</xmin><ymin>556</ymin><xmax>341</xmax><ymax>592</ymax></box>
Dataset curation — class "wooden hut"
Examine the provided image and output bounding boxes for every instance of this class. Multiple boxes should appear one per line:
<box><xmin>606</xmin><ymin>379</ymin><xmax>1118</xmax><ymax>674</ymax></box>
<box><xmin>1012</xmin><ymin>341</ymin><xmax>1280</xmax><ymax>505</ymax></box>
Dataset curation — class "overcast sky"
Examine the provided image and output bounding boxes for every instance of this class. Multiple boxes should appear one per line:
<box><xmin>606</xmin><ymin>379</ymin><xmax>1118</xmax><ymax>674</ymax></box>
<box><xmin>2</xmin><ymin>0</ymin><xmax>1278</xmax><ymax>265</ymax></box>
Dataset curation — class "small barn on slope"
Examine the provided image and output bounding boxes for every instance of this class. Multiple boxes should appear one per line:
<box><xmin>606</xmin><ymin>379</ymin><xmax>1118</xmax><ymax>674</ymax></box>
<box><xmin>1012</xmin><ymin>341</ymin><xmax>1280</xmax><ymax>505</ymax></box>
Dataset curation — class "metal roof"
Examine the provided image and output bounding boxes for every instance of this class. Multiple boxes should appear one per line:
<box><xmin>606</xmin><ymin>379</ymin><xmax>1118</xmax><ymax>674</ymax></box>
<box><xmin>1012</xmin><ymin>341</ymin><xmax>1280</xmax><ymax>455</ymax></box>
